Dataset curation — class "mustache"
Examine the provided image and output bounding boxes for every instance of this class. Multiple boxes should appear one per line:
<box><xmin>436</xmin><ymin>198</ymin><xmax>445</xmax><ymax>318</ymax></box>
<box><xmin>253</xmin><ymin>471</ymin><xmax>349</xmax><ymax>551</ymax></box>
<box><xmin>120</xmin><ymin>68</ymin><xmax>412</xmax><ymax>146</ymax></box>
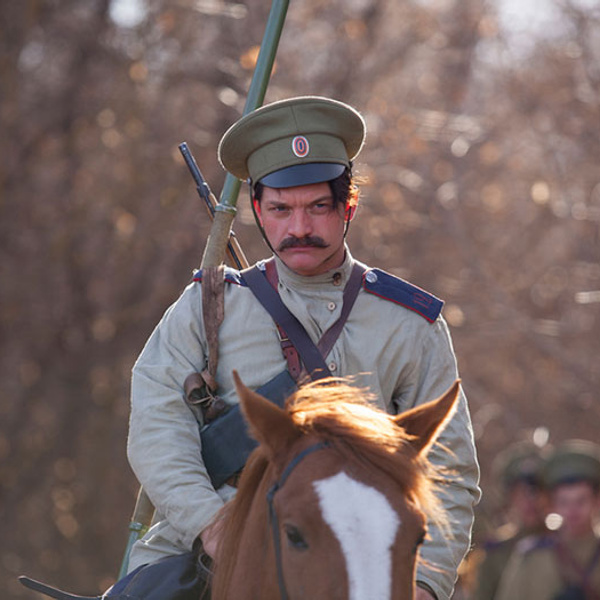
<box><xmin>278</xmin><ymin>236</ymin><xmax>329</xmax><ymax>251</ymax></box>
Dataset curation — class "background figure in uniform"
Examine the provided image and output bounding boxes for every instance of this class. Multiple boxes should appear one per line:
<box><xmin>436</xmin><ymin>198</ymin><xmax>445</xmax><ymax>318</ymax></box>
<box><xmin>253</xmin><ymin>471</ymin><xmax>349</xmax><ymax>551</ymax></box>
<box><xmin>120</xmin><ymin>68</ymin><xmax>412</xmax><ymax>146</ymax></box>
<box><xmin>495</xmin><ymin>439</ymin><xmax>600</xmax><ymax>600</ymax></box>
<box><xmin>126</xmin><ymin>96</ymin><xmax>480</xmax><ymax>600</ymax></box>
<box><xmin>471</xmin><ymin>441</ymin><xmax>549</xmax><ymax>600</ymax></box>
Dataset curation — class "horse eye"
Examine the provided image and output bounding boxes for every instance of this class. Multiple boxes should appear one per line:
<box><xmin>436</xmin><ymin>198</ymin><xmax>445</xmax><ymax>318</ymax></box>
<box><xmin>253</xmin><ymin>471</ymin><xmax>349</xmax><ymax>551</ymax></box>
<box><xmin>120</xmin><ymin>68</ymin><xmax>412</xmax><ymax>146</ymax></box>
<box><xmin>284</xmin><ymin>524</ymin><xmax>308</xmax><ymax>550</ymax></box>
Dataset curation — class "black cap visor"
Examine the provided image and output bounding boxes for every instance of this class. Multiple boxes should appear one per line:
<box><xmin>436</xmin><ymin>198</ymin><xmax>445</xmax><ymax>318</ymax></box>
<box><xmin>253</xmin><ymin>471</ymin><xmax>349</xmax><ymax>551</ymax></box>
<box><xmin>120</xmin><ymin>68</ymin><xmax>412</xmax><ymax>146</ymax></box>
<box><xmin>258</xmin><ymin>162</ymin><xmax>346</xmax><ymax>189</ymax></box>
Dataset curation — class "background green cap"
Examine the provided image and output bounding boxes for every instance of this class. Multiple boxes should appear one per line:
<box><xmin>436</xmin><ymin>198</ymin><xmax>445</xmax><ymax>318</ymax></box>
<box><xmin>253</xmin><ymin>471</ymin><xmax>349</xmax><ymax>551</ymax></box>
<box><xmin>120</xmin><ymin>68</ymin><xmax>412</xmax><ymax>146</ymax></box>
<box><xmin>218</xmin><ymin>96</ymin><xmax>366</xmax><ymax>186</ymax></box>
<box><xmin>493</xmin><ymin>441</ymin><xmax>548</xmax><ymax>492</ymax></box>
<box><xmin>543</xmin><ymin>439</ymin><xmax>600</xmax><ymax>489</ymax></box>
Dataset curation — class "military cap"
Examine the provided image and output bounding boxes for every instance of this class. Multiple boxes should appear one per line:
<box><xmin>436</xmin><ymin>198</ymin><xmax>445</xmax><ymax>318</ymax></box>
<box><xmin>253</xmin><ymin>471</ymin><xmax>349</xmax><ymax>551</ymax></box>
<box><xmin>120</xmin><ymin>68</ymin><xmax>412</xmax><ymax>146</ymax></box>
<box><xmin>543</xmin><ymin>439</ymin><xmax>600</xmax><ymax>489</ymax></box>
<box><xmin>218</xmin><ymin>96</ymin><xmax>366</xmax><ymax>188</ymax></box>
<box><xmin>494</xmin><ymin>442</ymin><xmax>547</xmax><ymax>492</ymax></box>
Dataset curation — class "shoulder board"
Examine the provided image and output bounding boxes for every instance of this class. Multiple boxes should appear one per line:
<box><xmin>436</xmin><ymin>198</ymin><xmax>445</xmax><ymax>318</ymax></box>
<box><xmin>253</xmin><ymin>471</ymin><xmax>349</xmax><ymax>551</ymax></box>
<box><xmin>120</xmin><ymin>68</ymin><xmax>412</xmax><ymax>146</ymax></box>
<box><xmin>483</xmin><ymin>537</ymin><xmax>510</xmax><ymax>552</ymax></box>
<box><xmin>363</xmin><ymin>268</ymin><xmax>444</xmax><ymax>323</ymax></box>
<box><xmin>516</xmin><ymin>534</ymin><xmax>555</xmax><ymax>556</ymax></box>
<box><xmin>192</xmin><ymin>267</ymin><xmax>247</xmax><ymax>286</ymax></box>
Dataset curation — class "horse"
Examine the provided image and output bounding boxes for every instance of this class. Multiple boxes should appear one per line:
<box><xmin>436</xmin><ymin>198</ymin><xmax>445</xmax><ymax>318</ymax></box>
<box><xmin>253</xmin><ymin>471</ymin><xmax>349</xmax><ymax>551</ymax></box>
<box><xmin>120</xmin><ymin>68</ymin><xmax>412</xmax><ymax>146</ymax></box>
<box><xmin>211</xmin><ymin>371</ymin><xmax>460</xmax><ymax>600</ymax></box>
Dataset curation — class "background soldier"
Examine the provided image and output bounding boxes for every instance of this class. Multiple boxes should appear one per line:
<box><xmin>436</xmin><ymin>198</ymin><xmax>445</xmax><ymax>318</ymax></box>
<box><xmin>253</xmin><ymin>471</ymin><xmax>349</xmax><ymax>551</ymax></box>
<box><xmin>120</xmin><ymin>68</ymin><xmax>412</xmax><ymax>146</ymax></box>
<box><xmin>126</xmin><ymin>96</ymin><xmax>480</xmax><ymax>600</ymax></box>
<box><xmin>495</xmin><ymin>439</ymin><xmax>600</xmax><ymax>600</ymax></box>
<box><xmin>471</xmin><ymin>441</ymin><xmax>549</xmax><ymax>600</ymax></box>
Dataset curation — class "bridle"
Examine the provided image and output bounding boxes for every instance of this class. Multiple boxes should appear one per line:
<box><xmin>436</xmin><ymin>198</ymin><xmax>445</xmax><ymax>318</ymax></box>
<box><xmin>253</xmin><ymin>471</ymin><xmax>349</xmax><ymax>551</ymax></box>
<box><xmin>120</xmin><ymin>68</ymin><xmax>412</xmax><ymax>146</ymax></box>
<box><xmin>266</xmin><ymin>440</ymin><xmax>330</xmax><ymax>600</ymax></box>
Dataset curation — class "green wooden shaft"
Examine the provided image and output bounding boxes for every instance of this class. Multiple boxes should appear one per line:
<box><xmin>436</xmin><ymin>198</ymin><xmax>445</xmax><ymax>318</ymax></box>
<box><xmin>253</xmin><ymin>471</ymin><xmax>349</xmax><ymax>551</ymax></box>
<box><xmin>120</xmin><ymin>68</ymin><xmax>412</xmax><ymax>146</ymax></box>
<box><xmin>120</xmin><ymin>1</ymin><xmax>291</xmax><ymax>578</ymax></box>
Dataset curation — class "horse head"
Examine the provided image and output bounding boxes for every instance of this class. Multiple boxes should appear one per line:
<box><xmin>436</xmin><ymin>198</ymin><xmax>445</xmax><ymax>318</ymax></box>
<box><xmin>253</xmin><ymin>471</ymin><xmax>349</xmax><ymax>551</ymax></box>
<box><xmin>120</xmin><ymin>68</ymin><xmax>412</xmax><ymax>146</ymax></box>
<box><xmin>212</xmin><ymin>372</ymin><xmax>460</xmax><ymax>600</ymax></box>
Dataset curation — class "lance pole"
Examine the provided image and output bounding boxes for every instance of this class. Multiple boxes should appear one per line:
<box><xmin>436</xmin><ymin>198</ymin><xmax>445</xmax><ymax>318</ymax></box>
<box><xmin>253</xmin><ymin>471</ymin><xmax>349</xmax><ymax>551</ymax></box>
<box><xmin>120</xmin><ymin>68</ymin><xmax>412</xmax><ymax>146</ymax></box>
<box><xmin>119</xmin><ymin>0</ymin><xmax>289</xmax><ymax>577</ymax></box>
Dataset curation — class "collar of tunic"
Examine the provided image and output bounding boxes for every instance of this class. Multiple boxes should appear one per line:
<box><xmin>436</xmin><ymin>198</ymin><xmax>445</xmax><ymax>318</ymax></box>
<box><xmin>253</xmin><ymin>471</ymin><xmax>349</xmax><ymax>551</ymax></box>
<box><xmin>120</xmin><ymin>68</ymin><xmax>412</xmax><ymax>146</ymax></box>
<box><xmin>272</xmin><ymin>244</ymin><xmax>357</xmax><ymax>293</ymax></box>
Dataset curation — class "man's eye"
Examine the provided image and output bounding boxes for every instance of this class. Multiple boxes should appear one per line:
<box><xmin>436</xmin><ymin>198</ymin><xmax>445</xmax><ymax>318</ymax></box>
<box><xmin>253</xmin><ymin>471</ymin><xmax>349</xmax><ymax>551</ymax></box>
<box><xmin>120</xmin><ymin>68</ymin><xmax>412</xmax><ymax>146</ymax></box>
<box><xmin>310</xmin><ymin>202</ymin><xmax>333</xmax><ymax>214</ymax></box>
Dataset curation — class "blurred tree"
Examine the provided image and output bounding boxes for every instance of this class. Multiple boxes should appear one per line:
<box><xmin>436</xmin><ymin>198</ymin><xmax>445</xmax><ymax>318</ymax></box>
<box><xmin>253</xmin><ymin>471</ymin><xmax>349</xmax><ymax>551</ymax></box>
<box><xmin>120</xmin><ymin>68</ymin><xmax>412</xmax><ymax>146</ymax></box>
<box><xmin>1</xmin><ymin>0</ymin><xmax>598</xmax><ymax>597</ymax></box>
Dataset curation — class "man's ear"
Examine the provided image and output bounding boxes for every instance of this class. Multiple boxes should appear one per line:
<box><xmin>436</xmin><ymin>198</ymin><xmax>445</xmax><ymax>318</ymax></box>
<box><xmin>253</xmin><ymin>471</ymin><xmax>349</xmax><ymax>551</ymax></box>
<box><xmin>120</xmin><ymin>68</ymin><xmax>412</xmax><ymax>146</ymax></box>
<box><xmin>345</xmin><ymin>203</ymin><xmax>357</xmax><ymax>222</ymax></box>
<box><xmin>252</xmin><ymin>196</ymin><xmax>263</xmax><ymax>226</ymax></box>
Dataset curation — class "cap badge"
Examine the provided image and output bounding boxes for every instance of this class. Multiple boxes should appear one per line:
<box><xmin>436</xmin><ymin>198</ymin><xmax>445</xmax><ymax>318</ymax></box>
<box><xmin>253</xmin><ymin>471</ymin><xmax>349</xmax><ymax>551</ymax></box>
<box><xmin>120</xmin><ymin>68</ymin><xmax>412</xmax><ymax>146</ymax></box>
<box><xmin>292</xmin><ymin>135</ymin><xmax>310</xmax><ymax>158</ymax></box>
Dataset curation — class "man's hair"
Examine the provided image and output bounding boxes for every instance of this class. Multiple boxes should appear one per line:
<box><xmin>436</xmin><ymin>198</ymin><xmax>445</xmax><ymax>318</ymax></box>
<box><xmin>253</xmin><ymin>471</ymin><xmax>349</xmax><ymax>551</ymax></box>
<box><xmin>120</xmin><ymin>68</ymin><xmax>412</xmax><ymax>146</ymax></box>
<box><xmin>253</xmin><ymin>166</ymin><xmax>359</xmax><ymax>209</ymax></box>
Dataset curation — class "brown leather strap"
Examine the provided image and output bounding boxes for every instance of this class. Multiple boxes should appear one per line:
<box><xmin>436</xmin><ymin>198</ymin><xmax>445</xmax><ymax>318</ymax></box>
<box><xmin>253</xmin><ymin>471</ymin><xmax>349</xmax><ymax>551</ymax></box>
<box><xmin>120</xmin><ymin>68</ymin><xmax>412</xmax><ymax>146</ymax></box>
<box><xmin>264</xmin><ymin>260</ymin><xmax>303</xmax><ymax>380</ymax></box>
<box><xmin>244</xmin><ymin>262</ymin><xmax>330</xmax><ymax>380</ymax></box>
<box><xmin>261</xmin><ymin>258</ymin><xmax>365</xmax><ymax>381</ymax></box>
<box><xmin>317</xmin><ymin>263</ymin><xmax>364</xmax><ymax>358</ymax></box>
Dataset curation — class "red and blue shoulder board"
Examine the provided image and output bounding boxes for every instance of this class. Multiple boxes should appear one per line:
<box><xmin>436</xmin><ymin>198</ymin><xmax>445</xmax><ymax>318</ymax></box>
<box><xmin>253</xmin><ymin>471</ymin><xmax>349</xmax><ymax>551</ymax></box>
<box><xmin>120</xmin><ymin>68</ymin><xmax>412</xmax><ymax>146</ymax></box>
<box><xmin>363</xmin><ymin>268</ymin><xmax>444</xmax><ymax>323</ymax></box>
<box><xmin>192</xmin><ymin>267</ymin><xmax>247</xmax><ymax>286</ymax></box>
<box><xmin>517</xmin><ymin>534</ymin><xmax>555</xmax><ymax>556</ymax></box>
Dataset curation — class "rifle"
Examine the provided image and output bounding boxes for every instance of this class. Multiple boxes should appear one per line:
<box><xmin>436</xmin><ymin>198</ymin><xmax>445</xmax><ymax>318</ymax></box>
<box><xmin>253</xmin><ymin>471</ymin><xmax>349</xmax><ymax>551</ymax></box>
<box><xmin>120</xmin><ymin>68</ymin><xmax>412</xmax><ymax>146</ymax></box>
<box><xmin>178</xmin><ymin>142</ymin><xmax>249</xmax><ymax>270</ymax></box>
<box><xmin>118</xmin><ymin>0</ymin><xmax>289</xmax><ymax>578</ymax></box>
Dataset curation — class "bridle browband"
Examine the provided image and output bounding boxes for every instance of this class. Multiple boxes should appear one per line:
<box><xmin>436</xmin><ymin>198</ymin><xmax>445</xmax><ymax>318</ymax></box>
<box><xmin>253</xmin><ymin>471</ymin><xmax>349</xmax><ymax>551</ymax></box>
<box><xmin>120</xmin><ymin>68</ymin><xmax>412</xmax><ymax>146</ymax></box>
<box><xmin>266</xmin><ymin>440</ymin><xmax>330</xmax><ymax>600</ymax></box>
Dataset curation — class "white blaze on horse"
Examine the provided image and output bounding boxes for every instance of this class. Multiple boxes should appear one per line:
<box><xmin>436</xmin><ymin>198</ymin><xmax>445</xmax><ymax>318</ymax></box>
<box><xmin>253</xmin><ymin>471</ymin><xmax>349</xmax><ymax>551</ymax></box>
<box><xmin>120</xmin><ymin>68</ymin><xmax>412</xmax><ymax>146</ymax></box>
<box><xmin>211</xmin><ymin>371</ymin><xmax>459</xmax><ymax>600</ymax></box>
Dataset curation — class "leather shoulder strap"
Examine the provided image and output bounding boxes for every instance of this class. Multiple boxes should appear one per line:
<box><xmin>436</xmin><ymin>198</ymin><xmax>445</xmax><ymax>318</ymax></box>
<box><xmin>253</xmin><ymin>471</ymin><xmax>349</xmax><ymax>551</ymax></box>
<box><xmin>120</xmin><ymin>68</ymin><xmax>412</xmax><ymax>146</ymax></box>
<box><xmin>242</xmin><ymin>265</ymin><xmax>331</xmax><ymax>381</ymax></box>
<box><xmin>264</xmin><ymin>260</ymin><xmax>302</xmax><ymax>380</ymax></box>
<box><xmin>317</xmin><ymin>263</ymin><xmax>365</xmax><ymax>358</ymax></box>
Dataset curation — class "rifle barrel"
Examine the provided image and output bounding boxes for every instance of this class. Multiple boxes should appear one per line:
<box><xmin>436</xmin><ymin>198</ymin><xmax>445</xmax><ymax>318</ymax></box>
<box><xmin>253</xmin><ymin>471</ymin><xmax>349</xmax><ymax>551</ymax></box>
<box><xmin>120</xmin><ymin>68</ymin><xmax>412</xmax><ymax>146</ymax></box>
<box><xmin>179</xmin><ymin>142</ymin><xmax>248</xmax><ymax>270</ymax></box>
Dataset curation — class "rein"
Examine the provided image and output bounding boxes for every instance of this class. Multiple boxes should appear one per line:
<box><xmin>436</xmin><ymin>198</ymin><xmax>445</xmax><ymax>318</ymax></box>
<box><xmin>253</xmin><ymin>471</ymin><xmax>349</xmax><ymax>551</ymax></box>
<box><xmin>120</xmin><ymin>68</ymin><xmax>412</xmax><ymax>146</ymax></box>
<box><xmin>266</xmin><ymin>441</ymin><xmax>330</xmax><ymax>600</ymax></box>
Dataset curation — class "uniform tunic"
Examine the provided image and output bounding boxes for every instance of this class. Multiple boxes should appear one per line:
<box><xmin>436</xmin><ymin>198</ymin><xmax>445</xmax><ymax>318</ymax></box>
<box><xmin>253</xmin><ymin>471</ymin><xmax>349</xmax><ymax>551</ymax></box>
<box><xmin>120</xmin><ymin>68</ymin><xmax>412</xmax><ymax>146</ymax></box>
<box><xmin>472</xmin><ymin>524</ymin><xmax>547</xmax><ymax>600</ymax></box>
<box><xmin>495</xmin><ymin>533</ymin><xmax>600</xmax><ymax>600</ymax></box>
<box><xmin>127</xmin><ymin>249</ymin><xmax>480</xmax><ymax>600</ymax></box>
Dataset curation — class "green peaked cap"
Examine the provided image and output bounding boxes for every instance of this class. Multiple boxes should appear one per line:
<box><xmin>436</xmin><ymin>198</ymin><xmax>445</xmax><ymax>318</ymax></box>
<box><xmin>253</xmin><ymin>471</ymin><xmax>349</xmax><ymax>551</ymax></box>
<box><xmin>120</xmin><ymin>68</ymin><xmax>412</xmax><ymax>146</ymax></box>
<box><xmin>543</xmin><ymin>439</ymin><xmax>600</xmax><ymax>489</ymax></box>
<box><xmin>218</xmin><ymin>96</ymin><xmax>366</xmax><ymax>186</ymax></box>
<box><xmin>494</xmin><ymin>442</ymin><xmax>548</xmax><ymax>491</ymax></box>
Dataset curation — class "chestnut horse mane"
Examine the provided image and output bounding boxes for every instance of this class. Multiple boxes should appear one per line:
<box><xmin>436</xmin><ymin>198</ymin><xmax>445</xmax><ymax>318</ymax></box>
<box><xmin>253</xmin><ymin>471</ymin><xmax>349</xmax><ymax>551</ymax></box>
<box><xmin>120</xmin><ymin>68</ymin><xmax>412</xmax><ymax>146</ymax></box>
<box><xmin>212</xmin><ymin>379</ymin><xmax>447</xmax><ymax>595</ymax></box>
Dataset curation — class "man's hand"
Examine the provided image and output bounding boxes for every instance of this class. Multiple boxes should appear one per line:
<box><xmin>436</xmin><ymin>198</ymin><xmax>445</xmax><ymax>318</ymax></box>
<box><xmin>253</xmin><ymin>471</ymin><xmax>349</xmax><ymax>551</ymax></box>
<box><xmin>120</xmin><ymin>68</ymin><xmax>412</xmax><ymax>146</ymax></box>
<box><xmin>415</xmin><ymin>587</ymin><xmax>436</xmax><ymax>600</ymax></box>
<box><xmin>199</xmin><ymin>513</ymin><xmax>225</xmax><ymax>559</ymax></box>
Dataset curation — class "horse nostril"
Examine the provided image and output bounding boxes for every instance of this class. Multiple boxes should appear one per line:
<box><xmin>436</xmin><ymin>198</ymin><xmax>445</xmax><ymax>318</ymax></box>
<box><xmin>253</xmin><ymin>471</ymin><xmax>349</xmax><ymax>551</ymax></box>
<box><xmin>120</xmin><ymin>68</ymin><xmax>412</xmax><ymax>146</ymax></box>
<box><xmin>284</xmin><ymin>524</ymin><xmax>309</xmax><ymax>550</ymax></box>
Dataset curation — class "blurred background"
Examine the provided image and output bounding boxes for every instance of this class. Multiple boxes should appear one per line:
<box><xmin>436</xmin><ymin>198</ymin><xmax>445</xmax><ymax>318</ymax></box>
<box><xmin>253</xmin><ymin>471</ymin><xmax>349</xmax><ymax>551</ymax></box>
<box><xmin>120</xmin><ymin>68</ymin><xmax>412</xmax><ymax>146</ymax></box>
<box><xmin>1</xmin><ymin>0</ymin><xmax>598</xmax><ymax>597</ymax></box>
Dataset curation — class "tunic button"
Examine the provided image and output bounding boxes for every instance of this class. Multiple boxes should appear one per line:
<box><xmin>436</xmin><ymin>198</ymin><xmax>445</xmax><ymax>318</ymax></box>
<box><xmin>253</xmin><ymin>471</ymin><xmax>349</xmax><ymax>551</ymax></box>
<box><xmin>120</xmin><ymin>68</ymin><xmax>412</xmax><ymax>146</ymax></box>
<box><xmin>366</xmin><ymin>271</ymin><xmax>378</xmax><ymax>284</ymax></box>
<box><xmin>327</xmin><ymin>301</ymin><xmax>336</xmax><ymax>311</ymax></box>
<box><xmin>332</xmin><ymin>272</ymin><xmax>342</xmax><ymax>286</ymax></box>
<box><xmin>328</xmin><ymin>361</ymin><xmax>337</xmax><ymax>372</ymax></box>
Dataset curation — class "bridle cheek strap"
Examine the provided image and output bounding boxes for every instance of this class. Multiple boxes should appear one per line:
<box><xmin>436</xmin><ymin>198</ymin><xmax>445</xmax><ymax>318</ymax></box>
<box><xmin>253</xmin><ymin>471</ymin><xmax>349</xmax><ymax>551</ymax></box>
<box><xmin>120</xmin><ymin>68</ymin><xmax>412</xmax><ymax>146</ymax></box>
<box><xmin>266</xmin><ymin>441</ymin><xmax>330</xmax><ymax>600</ymax></box>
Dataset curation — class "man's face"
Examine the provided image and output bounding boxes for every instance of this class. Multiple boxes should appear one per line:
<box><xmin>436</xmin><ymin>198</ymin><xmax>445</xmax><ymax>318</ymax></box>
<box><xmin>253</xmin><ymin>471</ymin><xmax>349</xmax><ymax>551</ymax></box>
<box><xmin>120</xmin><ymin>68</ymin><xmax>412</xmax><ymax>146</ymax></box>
<box><xmin>551</xmin><ymin>481</ymin><xmax>600</xmax><ymax>539</ymax></box>
<box><xmin>257</xmin><ymin>182</ymin><xmax>347</xmax><ymax>276</ymax></box>
<box><xmin>508</xmin><ymin>482</ymin><xmax>547</xmax><ymax>530</ymax></box>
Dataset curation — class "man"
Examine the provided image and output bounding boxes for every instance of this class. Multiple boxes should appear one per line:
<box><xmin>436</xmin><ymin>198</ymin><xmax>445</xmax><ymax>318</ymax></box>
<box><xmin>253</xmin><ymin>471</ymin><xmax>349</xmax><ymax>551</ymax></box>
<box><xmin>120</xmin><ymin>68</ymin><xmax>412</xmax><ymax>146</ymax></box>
<box><xmin>471</xmin><ymin>442</ymin><xmax>549</xmax><ymax>599</ymax></box>
<box><xmin>127</xmin><ymin>96</ymin><xmax>480</xmax><ymax>599</ymax></box>
<box><xmin>495</xmin><ymin>440</ymin><xmax>600</xmax><ymax>600</ymax></box>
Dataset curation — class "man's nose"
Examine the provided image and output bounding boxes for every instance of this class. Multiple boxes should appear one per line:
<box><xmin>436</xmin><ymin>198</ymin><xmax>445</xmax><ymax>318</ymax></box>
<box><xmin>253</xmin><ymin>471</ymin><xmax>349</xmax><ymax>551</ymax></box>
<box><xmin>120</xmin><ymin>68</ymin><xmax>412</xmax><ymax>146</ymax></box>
<box><xmin>287</xmin><ymin>208</ymin><xmax>313</xmax><ymax>238</ymax></box>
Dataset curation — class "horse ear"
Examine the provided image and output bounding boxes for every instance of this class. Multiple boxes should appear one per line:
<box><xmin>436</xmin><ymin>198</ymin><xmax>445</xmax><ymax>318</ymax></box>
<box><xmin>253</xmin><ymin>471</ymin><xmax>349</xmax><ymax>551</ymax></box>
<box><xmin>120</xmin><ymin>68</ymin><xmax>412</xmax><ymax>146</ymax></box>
<box><xmin>393</xmin><ymin>380</ymin><xmax>461</xmax><ymax>455</ymax></box>
<box><xmin>232</xmin><ymin>370</ymin><xmax>301</xmax><ymax>458</ymax></box>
